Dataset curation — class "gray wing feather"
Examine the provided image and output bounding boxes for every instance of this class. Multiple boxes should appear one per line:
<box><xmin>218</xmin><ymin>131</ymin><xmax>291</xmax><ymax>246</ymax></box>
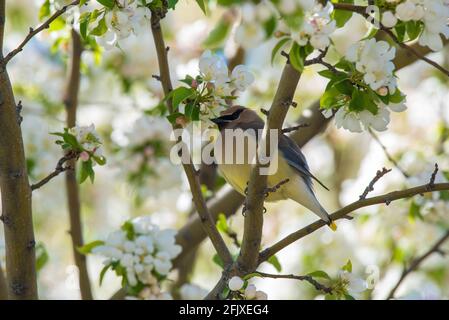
<box><xmin>279</xmin><ymin>134</ymin><xmax>329</xmax><ymax>191</ymax></box>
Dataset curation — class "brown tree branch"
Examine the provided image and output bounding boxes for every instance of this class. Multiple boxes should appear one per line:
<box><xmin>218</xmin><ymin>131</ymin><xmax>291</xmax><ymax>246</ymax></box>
<box><xmin>259</xmin><ymin>182</ymin><xmax>449</xmax><ymax>263</ymax></box>
<box><xmin>150</xmin><ymin>13</ymin><xmax>232</xmax><ymax>266</ymax></box>
<box><xmin>0</xmin><ymin>0</ymin><xmax>81</xmax><ymax>69</ymax></box>
<box><xmin>386</xmin><ymin>230</ymin><xmax>449</xmax><ymax>299</ymax></box>
<box><xmin>63</xmin><ymin>29</ymin><xmax>93</xmax><ymax>300</ymax></box>
<box><xmin>30</xmin><ymin>152</ymin><xmax>77</xmax><ymax>191</ymax></box>
<box><xmin>255</xmin><ymin>271</ymin><xmax>332</xmax><ymax>294</ymax></box>
<box><xmin>238</xmin><ymin>61</ymin><xmax>302</xmax><ymax>274</ymax></box>
<box><xmin>0</xmin><ymin>0</ymin><xmax>38</xmax><ymax>299</ymax></box>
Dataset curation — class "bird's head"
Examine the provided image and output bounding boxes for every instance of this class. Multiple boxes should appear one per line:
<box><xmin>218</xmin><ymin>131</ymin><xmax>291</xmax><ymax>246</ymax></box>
<box><xmin>210</xmin><ymin>106</ymin><xmax>262</xmax><ymax>131</ymax></box>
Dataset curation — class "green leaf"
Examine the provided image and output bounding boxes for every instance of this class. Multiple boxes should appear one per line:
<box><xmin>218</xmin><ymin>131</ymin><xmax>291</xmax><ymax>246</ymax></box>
<box><xmin>49</xmin><ymin>16</ymin><xmax>66</xmax><ymax>32</ymax></box>
<box><xmin>289</xmin><ymin>42</ymin><xmax>304</xmax><ymax>72</ymax></box>
<box><xmin>96</xmin><ymin>0</ymin><xmax>115</xmax><ymax>9</ymax></box>
<box><xmin>342</xmin><ymin>259</ymin><xmax>352</xmax><ymax>272</ymax></box>
<box><xmin>99</xmin><ymin>264</ymin><xmax>112</xmax><ymax>286</ymax></box>
<box><xmin>320</xmin><ymin>87</ymin><xmax>340</xmax><ymax>109</ymax></box>
<box><xmin>332</xmin><ymin>0</ymin><xmax>354</xmax><ymax>28</ymax></box>
<box><xmin>90</xmin><ymin>17</ymin><xmax>108</xmax><ymax>37</ymax></box>
<box><xmin>405</xmin><ymin>21</ymin><xmax>423</xmax><ymax>41</ymax></box>
<box><xmin>344</xmin><ymin>293</ymin><xmax>355</xmax><ymax>300</ymax></box>
<box><xmin>36</xmin><ymin>243</ymin><xmax>49</xmax><ymax>272</ymax></box>
<box><xmin>318</xmin><ymin>69</ymin><xmax>336</xmax><ymax>79</ymax></box>
<box><xmin>39</xmin><ymin>0</ymin><xmax>51</xmax><ymax>21</ymax></box>
<box><xmin>307</xmin><ymin>270</ymin><xmax>331</xmax><ymax>280</ymax></box>
<box><xmin>263</xmin><ymin>16</ymin><xmax>277</xmax><ymax>38</ymax></box>
<box><xmin>167</xmin><ymin>0</ymin><xmax>179</xmax><ymax>9</ymax></box>
<box><xmin>79</xmin><ymin>12</ymin><xmax>91</xmax><ymax>40</ymax></box>
<box><xmin>221</xmin><ymin>287</ymin><xmax>230</xmax><ymax>299</ymax></box>
<box><xmin>93</xmin><ymin>155</ymin><xmax>107</xmax><ymax>166</ymax></box>
<box><xmin>409</xmin><ymin>200</ymin><xmax>423</xmax><ymax>221</ymax></box>
<box><xmin>171</xmin><ymin>87</ymin><xmax>195</xmax><ymax>110</ymax></box>
<box><xmin>78</xmin><ymin>160</ymin><xmax>95</xmax><ymax>184</ymax></box>
<box><xmin>216</xmin><ymin>213</ymin><xmax>228</xmax><ymax>233</ymax></box>
<box><xmin>394</xmin><ymin>22</ymin><xmax>406</xmax><ymax>43</ymax></box>
<box><xmin>195</xmin><ymin>0</ymin><xmax>208</xmax><ymax>14</ymax></box>
<box><xmin>349</xmin><ymin>88</ymin><xmax>364</xmax><ymax>112</ymax></box>
<box><xmin>267</xmin><ymin>255</ymin><xmax>282</xmax><ymax>272</ymax></box>
<box><xmin>121</xmin><ymin>221</ymin><xmax>135</xmax><ymax>240</ymax></box>
<box><xmin>77</xmin><ymin>240</ymin><xmax>105</xmax><ymax>255</ymax></box>
<box><xmin>166</xmin><ymin>112</ymin><xmax>184</xmax><ymax>124</ymax></box>
<box><xmin>271</xmin><ymin>38</ymin><xmax>290</xmax><ymax>65</ymax></box>
<box><xmin>389</xmin><ymin>88</ymin><xmax>406</xmax><ymax>104</ymax></box>
<box><xmin>203</xmin><ymin>20</ymin><xmax>231</xmax><ymax>49</ymax></box>
<box><xmin>212</xmin><ymin>254</ymin><xmax>224</xmax><ymax>269</ymax></box>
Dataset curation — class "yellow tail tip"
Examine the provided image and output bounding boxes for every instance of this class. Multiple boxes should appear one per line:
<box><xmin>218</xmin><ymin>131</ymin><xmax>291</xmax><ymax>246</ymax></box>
<box><xmin>329</xmin><ymin>221</ymin><xmax>337</xmax><ymax>231</ymax></box>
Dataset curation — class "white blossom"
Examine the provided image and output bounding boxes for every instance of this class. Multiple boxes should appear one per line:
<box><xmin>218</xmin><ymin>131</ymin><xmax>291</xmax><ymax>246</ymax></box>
<box><xmin>392</xmin><ymin>0</ymin><xmax>449</xmax><ymax>51</ymax></box>
<box><xmin>289</xmin><ymin>2</ymin><xmax>336</xmax><ymax>50</ymax></box>
<box><xmin>244</xmin><ymin>284</ymin><xmax>257</xmax><ymax>299</ymax></box>
<box><xmin>199</xmin><ymin>50</ymin><xmax>228</xmax><ymax>83</ymax></box>
<box><xmin>346</xmin><ymin>39</ymin><xmax>397</xmax><ymax>92</ymax></box>
<box><xmin>91</xmin><ymin>217</ymin><xmax>182</xmax><ymax>293</ymax></box>
<box><xmin>231</xmin><ymin>65</ymin><xmax>255</xmax><ymax>91</ymax></box>
<box><xmin>382</xmin><ymin>11</ymin><xmax>398</xmax><ymax>28</ymax></box>
<box><xmin>228</xmin><ymin>276</ymin><xmax>244</xmax><ymax>291</ymax></box>
<box><xmin>339</xmin><ymin>271</ymin><xmax>367</xmax><ymax>295</ymax></box>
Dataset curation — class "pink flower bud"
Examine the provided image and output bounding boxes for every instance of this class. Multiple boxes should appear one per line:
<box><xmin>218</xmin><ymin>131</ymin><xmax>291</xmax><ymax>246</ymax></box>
<box><xmin>80</xmin><ymin>151</ymin><xmax>90</xmax><ymax>162</ymax></box>
<box><xmin>191</xmin><ymin>79</ymin><xmax>198</xmax><ymax>89</ymax></box>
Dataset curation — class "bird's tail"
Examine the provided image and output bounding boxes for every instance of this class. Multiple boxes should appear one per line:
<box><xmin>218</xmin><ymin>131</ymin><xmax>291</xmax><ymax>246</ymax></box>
<box><xmin>316</xmin><ymin>205</ymin><xmax>337</xmax><ymax>231</ymax></box>
<box><xmin>287</xmin><ymin>181</ymin><xmax>337</xmax><ymax>231</ymax></box>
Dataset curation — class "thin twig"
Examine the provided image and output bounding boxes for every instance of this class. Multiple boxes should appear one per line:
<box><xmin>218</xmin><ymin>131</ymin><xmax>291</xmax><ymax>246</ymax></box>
<box><xmin>281</xmin><ymin>123</ymin><xmax>310</xmax><ymax>134</ymax></box>
<box><xmin>255</xmin><ymin>271</ymin><xmax>333</xmax><ymax>294</ymax></box>
<box><xmin>427</xmin><ymin>163</ymin><xmax>438</xmax><ymax>190</ymax></box>
<box><xmin>386</xmin><ymin>230</ymin><xmax>449</xmax><ymax>299</ymax></box>
<box><xmin>264</xmin><ymin>178</ymin><xmax>290</xmax><ymax>197</ymax></box>
<box><xmin>359</xmin><ymin>167</ymin><xmax>392</xmax><ymax>200</ymax></box>
<box><xmin>63</xmin><ymin>29</ymin><xmax>93</xmax><ymax>300</ymax></box>
<box><xmin>0</xmin><ymin>0</ymin><xmax>82</xmax><ymax>69</ymax></box>
<box><xmin>369</xmin><ymin>129</ymin><xmax>410</xmax><ymax>178</ymax></box>
<box><xmin>30</xmin><ymin>152</ymin><xmax>77</xmax><ymax>191</ymax></box>
<box><xmin>259</xmin><ymin>182</ymin><xmax>449</xmax><ymax>263</ymax></box>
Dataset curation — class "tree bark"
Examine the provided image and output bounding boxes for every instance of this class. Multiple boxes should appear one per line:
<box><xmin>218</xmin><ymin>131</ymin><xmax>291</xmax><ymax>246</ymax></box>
<box><xmin>0</xmin><ymin>0</ymin><xmax>38</xmax><ymax>300</ymax></box>
<box><xmin>63</xmin><ymin>29</ymin><xmax>92</xmax><ymax>300</ymax></box>
<box><xmin>0</xmin><ymin>262</ymin><xmax>7</xmax><ymax>299</ymax></box>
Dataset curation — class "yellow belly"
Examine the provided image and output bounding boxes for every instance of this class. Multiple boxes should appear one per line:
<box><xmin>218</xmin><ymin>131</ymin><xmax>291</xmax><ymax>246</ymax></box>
<box><xmin>217</xmin><ymin>156</ymin><xmax>294</xmax><ymax>202</ymax></box>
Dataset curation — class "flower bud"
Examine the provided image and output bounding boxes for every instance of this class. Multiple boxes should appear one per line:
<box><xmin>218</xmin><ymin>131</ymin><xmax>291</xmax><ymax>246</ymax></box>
<box><xmin>80</xmin><ymin>151</ymin><xmax>90</xmax><ymax>162</ymax></box>
<box><xmin>228</xmin><ymin>276</ymin><xmax>244</xmax><ymax>291</ymax></box>
<box><xmin>381</xmin><ymin>11</ymin><xmax>397</xmax><ymax>28</ymax></box>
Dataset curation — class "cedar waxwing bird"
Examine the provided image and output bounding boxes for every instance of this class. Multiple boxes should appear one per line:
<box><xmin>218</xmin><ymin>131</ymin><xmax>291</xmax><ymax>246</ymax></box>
<box><xmin>211</xmin><ymin>106</ymin><xmax>336</xmax><ymax>229</ymax></box>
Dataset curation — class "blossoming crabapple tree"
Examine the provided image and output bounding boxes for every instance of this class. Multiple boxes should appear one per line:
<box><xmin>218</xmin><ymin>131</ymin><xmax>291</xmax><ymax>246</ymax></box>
<box><xmin>0</xmin><ymin>0</ymin><xmax>449</xmax><ymax>300</ymax></box>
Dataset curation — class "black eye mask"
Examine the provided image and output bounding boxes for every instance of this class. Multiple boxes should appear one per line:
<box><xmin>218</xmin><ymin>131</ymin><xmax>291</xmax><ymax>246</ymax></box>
<box><xmin>210</xmin><ymin>108</ymin><xmax>244</xmax><ymax>124</ymax></box>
